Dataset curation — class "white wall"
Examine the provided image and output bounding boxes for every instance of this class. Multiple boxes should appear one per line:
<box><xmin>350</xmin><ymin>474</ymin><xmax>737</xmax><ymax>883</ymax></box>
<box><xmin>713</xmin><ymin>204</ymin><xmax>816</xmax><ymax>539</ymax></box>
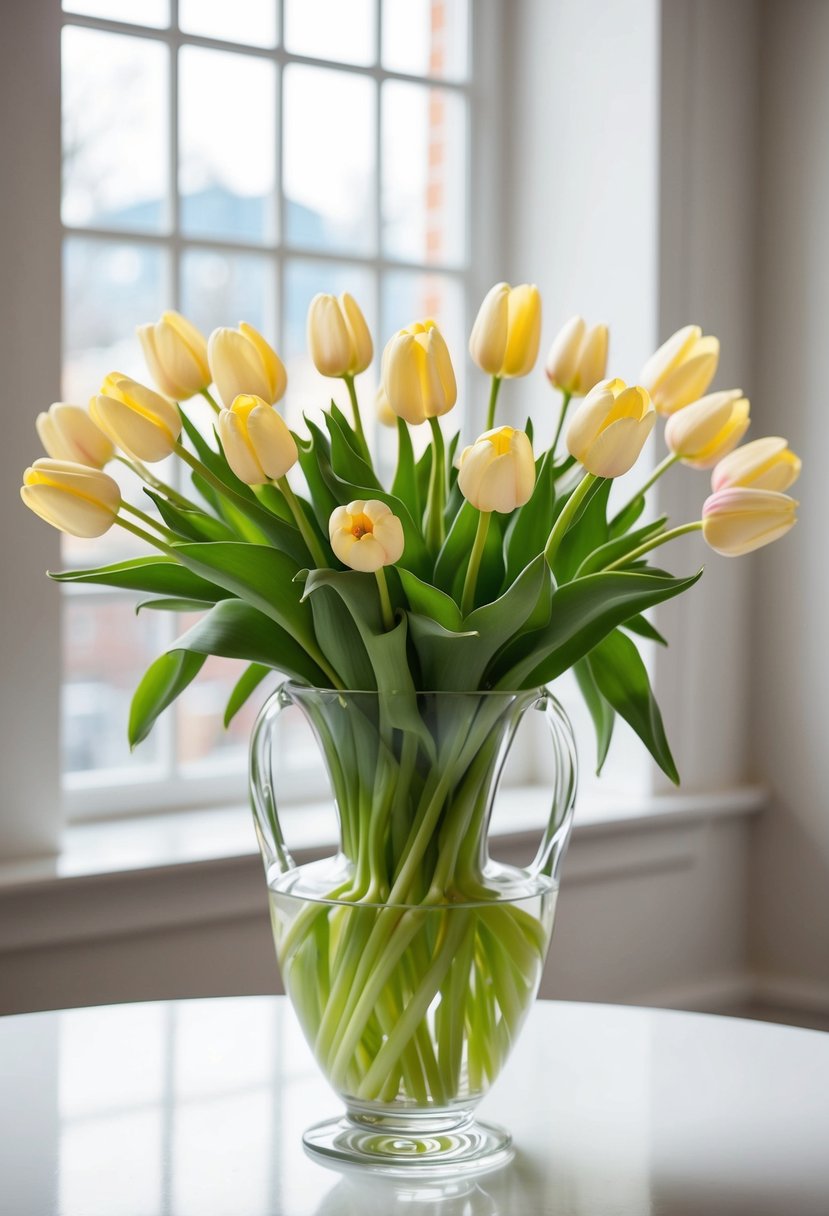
<box><xmin>750</xmin><ymin>0</ymin><xmax>829</xmax><ymax>998</ymax></box>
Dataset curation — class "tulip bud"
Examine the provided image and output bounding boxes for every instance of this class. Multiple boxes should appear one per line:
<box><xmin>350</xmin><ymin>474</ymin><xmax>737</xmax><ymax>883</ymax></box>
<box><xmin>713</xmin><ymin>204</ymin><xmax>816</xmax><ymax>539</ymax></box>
<box><xmin>545</xmin><ymin>316</ymin><xmax>609</xmax><ymax>397</ymax></box>
<box><xmin>217</xmin><ymin>394</ymin><xmax>298</xmax><ymax>486</ymax></box>
<box><xmin>457</xmin><ymin>426</ymin><xmax>536</xmax><ymax>513</ymax></box>
<box><xmin>469</xmin><ymin>282</ymin><xmax>542</xmax><ymax>378</ymax></box>
<box><xmin>640</xmin><ymin>324</ymin><xmax>720</xmax><ymax>415</ymax></box>
<box><xmin>711</xmin><ymin>436</ymin><xmax>802</xmax><ymax>494</ymax></box>
<box><xmin>329</xmin><ymin>499</ymin><xmax>405</xmax><ymax>572</ymax></box>
<box><xmin>21</xmin><ymin>458</ymin><xmax>120</xmax><ymax>538</ymax></box>
<box><xmin>207</xmin><ymin>322</ymin><xmax>287</xmax><ymax>408</ymax></box>
<box><xmin>702</xmin><ymin>487</ymin><xmax>798</xmax><ymax>556</ymax></box>
<box><xmin>664</xmin><ymin>390</ymin><xmax>750</xmax><ymax>468</ymax></box>
<box><xmin>307</xmin><ymin>293</ymin><xmax>373</xmax><ymax>378</ymax></box>
<box><xmin>375</xmin><ymin>384</ymin><xmax>397</xmax><ymax>428</ymax></box>
<box><xmin>138</xmin><ymin>311</ymin><xmax>210</xmax><ymax>401</ymax></box>
<box><xmin>566</xmin><ymin>378</ymin><xmax>655</xmax><ymax>477</ymax></box>
<box><xmin>36</xmin><ymin>402</ymin><xmax>114</xmax><ymax>468</ymax></box>
<box><xmin>381</xmin><ymin>320</ymin><xmax>457</xmax><ymax>426</ymax></box>
<box><xmin>91</xmin><ymin>373</ymin><xmax>182</xmax><ymax>463</ymax></box>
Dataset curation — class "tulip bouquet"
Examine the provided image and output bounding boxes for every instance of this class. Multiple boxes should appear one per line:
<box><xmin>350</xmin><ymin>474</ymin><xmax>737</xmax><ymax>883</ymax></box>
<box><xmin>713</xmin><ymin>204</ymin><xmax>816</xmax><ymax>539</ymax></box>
<box><xmin>21</xmin><ymin>284</ymin><xmax>800</xmax><ymax>1116</ymax></box>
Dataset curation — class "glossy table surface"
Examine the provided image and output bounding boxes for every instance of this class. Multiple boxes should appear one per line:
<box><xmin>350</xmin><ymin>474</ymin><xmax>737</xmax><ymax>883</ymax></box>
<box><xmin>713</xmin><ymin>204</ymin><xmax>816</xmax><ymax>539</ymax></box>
<box><xmin>1</xmin><ymin>996</ymin><xmax>827</xmax><ymax>1216</ymax></box>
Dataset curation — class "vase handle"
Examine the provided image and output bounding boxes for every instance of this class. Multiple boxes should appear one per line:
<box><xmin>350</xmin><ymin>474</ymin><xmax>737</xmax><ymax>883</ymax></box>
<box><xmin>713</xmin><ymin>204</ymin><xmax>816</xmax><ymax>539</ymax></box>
<box><xmin>249</xmin><ymin>683</ymin><xmax>296</xmax><ymax>877</ymax></box>
<box><xmin>528</xmin><ymin>692</ymin><xmax>579</xmax><ymax>882</ymax></box>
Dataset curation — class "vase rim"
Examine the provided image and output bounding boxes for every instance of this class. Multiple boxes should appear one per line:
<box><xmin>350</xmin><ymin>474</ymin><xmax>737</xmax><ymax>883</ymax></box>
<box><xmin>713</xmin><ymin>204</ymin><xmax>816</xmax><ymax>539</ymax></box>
<box><xmin>280</xmin><ymin>680</ymin><xmax>551</xmax><ymax>700</ymax></box>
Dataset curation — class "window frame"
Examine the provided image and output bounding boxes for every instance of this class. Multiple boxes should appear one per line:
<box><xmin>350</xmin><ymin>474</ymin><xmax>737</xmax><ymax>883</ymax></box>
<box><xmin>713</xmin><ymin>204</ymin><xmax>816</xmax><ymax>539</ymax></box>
<box><xmin>53</xmin><ymin>0</ymin><xmax>506</xmax><ymax>823</ymax></box>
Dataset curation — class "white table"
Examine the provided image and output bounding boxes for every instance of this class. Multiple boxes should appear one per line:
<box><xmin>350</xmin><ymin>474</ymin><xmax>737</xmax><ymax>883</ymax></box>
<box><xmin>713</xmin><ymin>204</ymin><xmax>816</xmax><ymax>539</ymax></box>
<box><xmin>1</xmin><ymin>996</ymin><xmax>827</xmax><ymax>1215</ymax></box>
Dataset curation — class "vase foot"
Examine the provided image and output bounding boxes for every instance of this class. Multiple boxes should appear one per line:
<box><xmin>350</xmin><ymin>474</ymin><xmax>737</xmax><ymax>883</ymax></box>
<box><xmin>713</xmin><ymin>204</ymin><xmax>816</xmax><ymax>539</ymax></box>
<box><xmin>302</xmin><ymin>1114</ymin><xmax>513</xmax><ymax>1177</ymax></box>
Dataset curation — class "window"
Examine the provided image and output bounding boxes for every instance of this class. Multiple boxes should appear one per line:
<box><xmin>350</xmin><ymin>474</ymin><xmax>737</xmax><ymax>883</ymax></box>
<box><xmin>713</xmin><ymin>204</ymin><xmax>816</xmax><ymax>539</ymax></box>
<box><xmin>59</xmin><ymin>0</ymin><xmax>476</xmax><ymax>819</ymax></box>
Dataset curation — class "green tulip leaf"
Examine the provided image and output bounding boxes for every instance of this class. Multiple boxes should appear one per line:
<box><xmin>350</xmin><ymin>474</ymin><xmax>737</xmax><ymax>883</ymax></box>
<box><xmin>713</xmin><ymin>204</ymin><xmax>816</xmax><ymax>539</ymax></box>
<box><xmin>135</xmin><ymin>597</ymin><xmax>214</xmax><ymax>614</ymax></box>
<box><xmin>623</xmin><ymin>613</ymin><xmax>668</xmax><ymax>646</ymax></box>
<box><xmin>297</xmin><ymin>420</ymin><xmax>341</xmax><ymax>530</ymax></box>
<box><xmin>143</xmin><ymin>489</ymin><xmax>237</xmax><ymax>542</ymax></box>
<box><xmin>573</xmin><ymin>656</ymin><xmax>615</xmax><ymax>775</ymax></box>
<box><xmin>503</xmin><ymin>448</ymin><xmax>557</xmax><ymax>585</ymax></box>
<box><xmin>553</xmin><ymin>478</ymin><xmax>612</xmax><ymax>582</ymax></box>
<box><xmin>575</xmin><ymin>516</ymin><xmax>668</xmax><ymax>578</ymax></box>
<box><xmin>398</xmin><ymin>569</ymin><xmax>463</xmax><ymax>632</ymax></box>
<box><xmin>587</xmin><ymin>628</ymin><xmax>679</xmax><ymax>784</ymax></box>
<box><xmin>49</xmin><ymin>555</ymin><xmax>230</xmax><ymax>601</ymax></box>
<box><xmin>609</xmin><ymin>494</ymin><xmax>647</xmax><ymax>537</ymax></box>
<box><xmin>129</xmin><ymin>650</ymin><xmax>206</xmax><ymax>748</ymax></box>
<box><xmin>391</xmin><ymin>418</ymin><xmax>419</xmax><ymax>520</ymax></box>
<box><xmin>224</xmin><ymin>663</ymin><xmax>271</xmax><ymax>727</ymax></box>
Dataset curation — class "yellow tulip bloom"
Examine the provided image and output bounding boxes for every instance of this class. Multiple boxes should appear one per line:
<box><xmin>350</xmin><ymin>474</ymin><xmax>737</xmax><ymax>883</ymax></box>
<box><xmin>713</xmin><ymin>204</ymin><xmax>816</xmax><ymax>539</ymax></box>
<box><xmin>711</xmin><ymin>436</ymin><xmax>801</xmax><ymax>494</ymax></box>
<box><xmin>137</xmin><ymin>310</ymin><xmax>211</xmax><ymax>400</ymax></box>
<box><xmin>217</xmin><ymin>394</ymin><xmax>298</xmax><ymax>486</ymax></box>
<box><xmin>329</xmin><ymin>499</ymin><xmax>404</xmax><ymax>572</ymax></box>
<box><xmin>702</xmin><ymin>488</ymin><xmax>798</xmax><ymax>556</ymax></box>
<box><xmin>566</xmin><ymin>378</ymin><xmax>655</xmax><ymax>477</ymax></box>
<box><xmin>664</xmin><ymin>390</ymin><xmax>750</xmax><ymax>468</ymax></box>
<box><xmin>208</xmin><ymin>322</ymin><xmax>287</xmax><ymax>408</ymax></box>
<box><xmin>21</xmin><ymin>458</ymin><xmax>120</xmax><ymax>538</ymax></box>
<box><xmin>36</xmin><ymin>402</ymin><xmax>113</xmax><ymax>468</ymax></box>
<box><xmin>469</xmin><ymin>282</ymin><xmax>541</xmax><ymax>378</ymax></box>
<box><xmin>457</xmin><ymin>426</ymin><xmax>536</xmax><ymax>513</ymax></box>
<box><xmin>640</xmin><ymin>324</ymin><xmax>720</xmax><ymax>415</ymax></box>
<box><xmin>545</xmin><ymin>316</ymin><xmax>609</xmax><ymax>397</ymax></box>
<box><xmin>91</xmin><ymin>373</ymin><xmax>182</xmax><ymax>463</ymax></box>
<box><xmin>307</xmin><ymin>293</ymin><xmax>373</xmax><ymax>378</ymax></box>
<box><xmin>381</xmin><ymin>320</ymin><xmax>457</xmax><ymax>426</ymax></box>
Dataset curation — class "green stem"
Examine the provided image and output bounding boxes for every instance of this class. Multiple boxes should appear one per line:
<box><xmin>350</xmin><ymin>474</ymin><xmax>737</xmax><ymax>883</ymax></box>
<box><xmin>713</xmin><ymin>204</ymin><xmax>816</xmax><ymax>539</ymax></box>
<box><xmin>425</xmin><ymin>416</ymin><xmax>446</xmax><ymax>551</ymax></box>
<box><xmin>343</xmin><ymin>373</ymin><xmax>368</xmax><ymax>451</ymax></box>
<box><xmin>544</xmin><ymin>472</ymin><xmax>600</xmax><ymax>567</ymax></box>
<box><xmin>603</xmin><ymin>520</ymin><xmax>703</xmax><ymax>571</ymax></box>
<box><xmin>173</xmin><ymin>442</ymin><xmax>264</xmax><ymax>521</ymax></box>
<box><xmin>374</xmin><ymin>567</ymin><xmax>395</xmax><ymax>631</ymax></box>
<box><xmin>200</xmin><ymin>387</ymin><xmax>222</xmax><ymax>416</ymax></box>
<box><xmin>276</xmin><ymin>475</ymin><xmax>328</xmax><ymax>568</ymax></box>
<box><xmin>551</xmin><ymin>389</ymin><xmax>572</xmax><ymax>455</ymax></box>
<box><xmin>461</xmin><ymin>510</ymin><xmax>491</xmax><ymax>617</ymax></box>
<box><xmin>115</xmin><ymin>454</ymin><xmax>197</xmax><ymax>513</ymax></box>
<box><xmin>612</xmin><ymin>451</ymin><xmax>680</xmax><ymax>524</ymax></box>
<box><xmin>114</xmin><ymin>515</ymin><xmax>175</xmax><ymax>554</ymax></box>
<box><xmin>120</xmin><ymin>501</ymin><xmax>178</xmax><ymax>543</ymax></box>
<box><xmin>485</xmin><ymin>376</ymin><xmax>502</xmax><ymax>430</ymax></box>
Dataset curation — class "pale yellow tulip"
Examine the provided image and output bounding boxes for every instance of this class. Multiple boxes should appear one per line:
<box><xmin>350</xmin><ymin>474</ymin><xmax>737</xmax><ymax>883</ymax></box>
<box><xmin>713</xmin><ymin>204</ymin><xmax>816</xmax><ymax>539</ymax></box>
<box><xmin>702</xmin><ymin>487</ymin><xmax>798</xmax><ymax>556</ymax></box>
<box><xmin>36</xmin><ymin>402</ymin><xmax>113</xmax><ymax>468</ymax></box>
<box><xmin>21</xmin><ymin>458</ymin><xmax>120</xmax><ymax>537</ymax></box>
<box><xmin>307</xmin><ymin>293</ymin><xmax>373</xmax><ymax>377</ymax></box>
<box><xmin>566</xmin><ymin>378</ymin><xmax>655</xmax><ymax>477</ymax></box>
<box><xmin>381</xmin><ymin>320</ymin><xmax>457</xmax><ymax>426</ymax></box>
<box><xmin>545</xmin><ymin>316</ymin><xmax>609</xmax><ymax>397</ymax></box>
<box><xmin>711</xmin><ymin>436</ymin><xmax>801</xmax><ymax>494</ymax></box>
<box><xmin>217</xmin><ymin>394</ymin><xmax>298</xmax><ymax>486</ymax></box>
<box><xmin>665</xmin><ymin>390</ymin><xmax>750</xmax><ymax>468</ymax></box>
<box><xmin>207</xmin><ymin>323</ymin><xmax>287</xmax><ymax>408</ymax></box>
<box><xmin>640</xmin><ymin>324</ymin><xmax>720</xmax><ymax>415</ymax></box>
<box><xmin>457</xmin><ymin>426</ymin><xmax>536</xmax><ymax>513</ymax></box>
<box><xmin>329</xmin><ymin>499</ymin><xmax>404</xmax><ymax>572</ymax></box>
<box><xmin>469</xmin><ymin>282</ymin><xmax>541</xmax><ymax>378</ymax></box>
<box><xmin>137</xmin><ymin>310</ymin><xmax>210</xmax><ymax>400</ymax></box>
<box><xmin>91</xmin><ymin>373</ymin><xmax>182</xmax><ymax>463</ymax></box>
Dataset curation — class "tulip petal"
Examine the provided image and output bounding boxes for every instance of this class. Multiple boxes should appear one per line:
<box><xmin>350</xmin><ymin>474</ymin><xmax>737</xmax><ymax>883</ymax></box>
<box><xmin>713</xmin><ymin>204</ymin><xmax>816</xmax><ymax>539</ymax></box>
<box><xmin>246</xmin><ymin>404</ymin><xmax>298</xmax><ymax>480</ymax></box>
<box><xmin>640</xmin><ymin>324</ymin><xmax>701</xmax><ymax>393</ymax></box>
<box><xmin>469</xmin><ymin>283</ymin><xmax>509</xmax><ymax>375</ymax></box>
<box><xmin>501</xmin><ymin>284</ymin><xmax>541</xmax><ymax>378</ymax></box>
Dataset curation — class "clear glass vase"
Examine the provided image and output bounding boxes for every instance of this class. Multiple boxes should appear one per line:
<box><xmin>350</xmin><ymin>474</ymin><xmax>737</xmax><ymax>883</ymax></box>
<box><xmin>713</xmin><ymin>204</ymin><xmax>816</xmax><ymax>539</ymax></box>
<box><xmin>250</xmin><ymin>684</ymin><xmax>577</xmax><ymax>1176</ymax></box>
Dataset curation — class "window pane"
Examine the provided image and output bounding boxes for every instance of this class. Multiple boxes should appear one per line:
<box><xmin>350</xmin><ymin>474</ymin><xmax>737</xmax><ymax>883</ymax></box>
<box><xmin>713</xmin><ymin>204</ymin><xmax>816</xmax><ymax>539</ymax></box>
<box><xmin>284</xmin><ymin>0</ymin><xmax>375</xmax><ymax>65</ymax></box>
<box><xmin>180</xmin><ymin>250</ymin><xmax>274</xmax><ymax>339</ymax></box>
<box><xmin>382</xmin><ymin>0</ymin><xmax>469</xmax><ymax>80</ymax></box>
<box><xmin>382</xmin><ymin>270</ymin><xmax>465</xmax><ymax>446</ymax></box>
<box><xmin>283</xmin><ymin>66</ymin><xmax>375</xmax><ymax>255</ymax></box>
<box><xmin>62</xmin><ymin>27</ymin><xmax>169</xmax><ymax>232</ymax></box>
<box><xmin>176</xmin><ymin>649</ymin><xmax>279</xmax><ymax>775</ymax></box>
<box><xmin>63</xmin><ymin>236</ymin><xmax>169</xmax><ymax>399</ymax></box>
<box><xmin>62</xmin><ymin>597</ymin><xmax>166</xmax><ymax>777</ymax></box>
<box><xmin>382</xmin><ymin>81</ymin><xmax>466</xmax><ymax>266</ymax></box>
<box><xmin>178</xmin><ymin>0</ymin><xmax>277</xmax><ymax>47</ymax></box>
<box><xmin>63</xmin><ymin>0</ymin><xmax>169</xmax><ymax>27</ymax></box>
<box><xmin>283</xmin><ymin>259</ymin><xmax>376</xmax><ymax>434</ymax></box>
<box><xmin>179</xmin><ymin>47</ymin><xmax>276</xmax><ymax>243</ymax></box>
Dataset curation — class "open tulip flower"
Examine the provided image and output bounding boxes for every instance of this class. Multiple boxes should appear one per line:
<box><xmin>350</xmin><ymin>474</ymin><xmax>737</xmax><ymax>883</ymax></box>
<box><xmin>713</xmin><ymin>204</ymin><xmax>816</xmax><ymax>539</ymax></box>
<box><xmin>712</xmin><ymin>436</ymin><xmax>801</xmax><ymax>493</ymax></box>
<box><xmin>138</xmin><ymin>310</ymin><xmax>211</xmax><ymax>402</ymax></box>
<box><xmin>21</xmin><ymin>458</ymin><xmax>120</xmax><ymax>537</ymax></box>
<box><xmin>36</xmin><ymin>402</ymin><xmax>114</xmax><ymax>468</ymax></box>
<box><xmin>20</xmin><ymin>283</ymin><xmax>800</xmax><ymax>797</ymax></box>
<box><xmin>640</xmin><ymin>324</ymin><xmax>720</xmax><ymax>415</ymax></box>
<box><xmin>665</xmin><ymin>389</ymin><xmax>750</xmax><ymax>468</ymax></box>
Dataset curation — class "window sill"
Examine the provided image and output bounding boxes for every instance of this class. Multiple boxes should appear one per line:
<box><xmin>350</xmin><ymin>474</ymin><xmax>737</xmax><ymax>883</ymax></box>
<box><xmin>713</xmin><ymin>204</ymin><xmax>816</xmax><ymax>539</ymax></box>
<box><xmin>0</xmin><ymin>784</ymin><xmax>766</xmax><ymax>895</ymax></box>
